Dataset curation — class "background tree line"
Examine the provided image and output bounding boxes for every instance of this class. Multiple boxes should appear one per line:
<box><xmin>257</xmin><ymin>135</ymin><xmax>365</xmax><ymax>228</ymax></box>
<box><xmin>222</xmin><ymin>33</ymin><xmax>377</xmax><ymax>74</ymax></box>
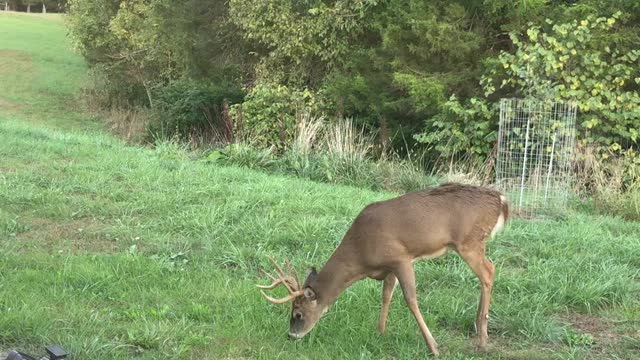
<box><xmin>66</xmin><ymin>0</ymin><xmax>640</xmax><ymax>166</ymax></box>
<box><xmin>4</xmin><ymin>1</ymin><xmax>66</xmax><ymax>12</ymax></box>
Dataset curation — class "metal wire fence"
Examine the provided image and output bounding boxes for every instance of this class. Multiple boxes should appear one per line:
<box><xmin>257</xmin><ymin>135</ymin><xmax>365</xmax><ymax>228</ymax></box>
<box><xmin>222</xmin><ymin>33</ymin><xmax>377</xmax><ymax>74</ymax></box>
<box><xmin>496</xmin><ymin>98</ymin><xmax>577</xmax><ymax>217</ymax></box>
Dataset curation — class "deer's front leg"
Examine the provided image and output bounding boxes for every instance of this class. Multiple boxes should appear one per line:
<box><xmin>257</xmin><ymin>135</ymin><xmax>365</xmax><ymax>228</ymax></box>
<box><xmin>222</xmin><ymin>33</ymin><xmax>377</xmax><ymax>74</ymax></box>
<box><xmin>378</xmin><ymin>273</ymin><xmax>397</xmax><ymax>334</ymax></box>
<box><xmin>394</xmin><ymin>262</ymin><xmax>440</xmax><ymax>356</ymax></box>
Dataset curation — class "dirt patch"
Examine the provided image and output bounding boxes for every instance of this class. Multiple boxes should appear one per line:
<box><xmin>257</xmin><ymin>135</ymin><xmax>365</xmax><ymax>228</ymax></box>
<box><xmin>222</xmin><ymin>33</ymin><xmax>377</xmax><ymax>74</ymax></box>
<box><xmin>562</xmin><ymin>313</ymin><xmax>617</xmax><ymax>342</ymax></box>
<box><xmin>564</xmin><ymin>313</ymin><xmax>610</xmax><ymax>332</ymax></box>
<box><xmin>0</xmin><ymin>166</ymin><xmax>16</xmax><ymax>174</ymax></box>
<box><xmin>17</xmin><ymin>217</ymin><xmax>121</xmax><ymax>253</ymax></box>
<box><xmin>0</xmin><ymin>49</ymin><xmax>33</xmax><ymax>75</ymax></box>
<box><xmin>558</xmin><ymin>312</ymin><xmax>638</xmax><ymax>359</ymax></box>
<box><xmin>0</xmin><ymin>97</ymin><xmax>20</xmax><ymax>111</ymax></box>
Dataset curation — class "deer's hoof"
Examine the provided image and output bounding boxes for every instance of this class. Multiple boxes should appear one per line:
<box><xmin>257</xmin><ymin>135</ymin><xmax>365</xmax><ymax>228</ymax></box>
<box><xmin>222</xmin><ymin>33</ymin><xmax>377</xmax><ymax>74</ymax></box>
<box><xmin>475</xmin><ymin>341</ymin><xmax>490</xmax><ymax>353</ymax></box>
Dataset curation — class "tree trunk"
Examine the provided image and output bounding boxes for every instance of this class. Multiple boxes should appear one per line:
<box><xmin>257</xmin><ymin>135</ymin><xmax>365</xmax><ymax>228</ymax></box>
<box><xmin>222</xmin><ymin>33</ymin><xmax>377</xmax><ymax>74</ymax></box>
<box><xmin>42</xmin><ymin>2</ymin><xmax>46</xmax><ymax>13</ymax></box>
<box><xmin>27</xmin><ymin>3</ymin><xmax>31</xmax><ymax>12</ymax></box>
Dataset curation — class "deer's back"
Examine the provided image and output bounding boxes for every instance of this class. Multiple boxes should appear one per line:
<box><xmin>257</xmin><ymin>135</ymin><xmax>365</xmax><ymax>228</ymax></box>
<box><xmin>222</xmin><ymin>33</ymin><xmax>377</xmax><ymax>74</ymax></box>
<box><xmin>344</xmin><ymin>183</ymin><xmax>505</xmax><ymax>267</ymax></box>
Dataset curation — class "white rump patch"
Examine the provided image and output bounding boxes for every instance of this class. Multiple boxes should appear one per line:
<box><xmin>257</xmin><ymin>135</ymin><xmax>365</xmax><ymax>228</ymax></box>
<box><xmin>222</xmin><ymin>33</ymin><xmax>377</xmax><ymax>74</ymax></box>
<box><xmin>491</xmin><ymin>195</ymin><xmax>507</xmax><ymax>237</ymax></box>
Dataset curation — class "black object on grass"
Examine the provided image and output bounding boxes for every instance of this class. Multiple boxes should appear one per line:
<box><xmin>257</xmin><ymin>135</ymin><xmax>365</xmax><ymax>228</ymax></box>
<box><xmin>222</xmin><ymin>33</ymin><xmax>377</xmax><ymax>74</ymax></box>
<box><xmin>45</xmin><ymin>346</ymin><xmax>68</xmax><ymax>360</ymax></box>
<box><xmin>4</xmin><ymin>345</ymin><xmax>68</xmax><ymax>360</ymax></box>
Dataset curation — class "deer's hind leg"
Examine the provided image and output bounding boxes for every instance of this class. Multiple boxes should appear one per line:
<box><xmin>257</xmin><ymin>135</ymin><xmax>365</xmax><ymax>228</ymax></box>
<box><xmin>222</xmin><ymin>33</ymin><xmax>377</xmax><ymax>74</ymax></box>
<box><xmin>456</xmin><ymin>243</ymin><xmax>495</xmax><ymax>350</ymax></box>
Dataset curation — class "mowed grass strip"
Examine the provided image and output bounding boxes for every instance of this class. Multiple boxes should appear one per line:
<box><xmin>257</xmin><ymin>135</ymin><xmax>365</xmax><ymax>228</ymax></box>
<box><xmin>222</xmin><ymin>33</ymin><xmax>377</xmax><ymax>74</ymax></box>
<box><xmin>0</xmin><ymin>11</ymin><xmax>99</xmax><ymax>131</ymax></box>
<box><xmin>1</xmin><ymin>12</ymin><xmax>639</xmax><ymax>360</ymax></box>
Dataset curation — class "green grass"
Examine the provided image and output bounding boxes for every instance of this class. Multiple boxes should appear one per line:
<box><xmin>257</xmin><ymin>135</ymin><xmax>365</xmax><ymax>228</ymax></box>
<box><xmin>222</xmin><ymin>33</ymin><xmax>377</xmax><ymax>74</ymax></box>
<box><xmin>1</xmin><ymin>12</ymin><xmax>639</xmax><ymax>360</ymax></box>
<box><xmin>0</xmin><ymin>11</ymin><xmax>99</xmax><ymax>131</ymax></box>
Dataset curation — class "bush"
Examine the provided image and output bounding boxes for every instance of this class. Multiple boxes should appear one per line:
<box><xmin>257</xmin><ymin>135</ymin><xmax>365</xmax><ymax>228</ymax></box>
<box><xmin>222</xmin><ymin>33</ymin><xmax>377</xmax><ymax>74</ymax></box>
<box><xmin>230</xmin><ymin>83</ymin><xmax>322</xmax><ymax>150</ymax></box>
<box><xmin>488</xmin><ymin>13</ymin><xmax>640</xmax><ymax>155</ymax></box>
<box><xmin>81</xmin><ymin>65</ymin><xmax>150</xmax><ymax>110</ymax></box>
<box><xmin>149</xmin><ymin>79</ymin><xmax>244</xmax><ymax>144</ymax></box>
<box><xmin>415</xmin><ymin>96</ymin><xmax>497</xmax><ymax>163</ymax></box>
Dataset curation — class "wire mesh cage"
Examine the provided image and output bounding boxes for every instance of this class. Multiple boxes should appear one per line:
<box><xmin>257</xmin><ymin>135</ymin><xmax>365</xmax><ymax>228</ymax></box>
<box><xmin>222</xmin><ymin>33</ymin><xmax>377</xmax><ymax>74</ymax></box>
<box><xmin>496</xmin><ymin>98</ymin><xmax>577</xmax><ymax>217</ymax></box>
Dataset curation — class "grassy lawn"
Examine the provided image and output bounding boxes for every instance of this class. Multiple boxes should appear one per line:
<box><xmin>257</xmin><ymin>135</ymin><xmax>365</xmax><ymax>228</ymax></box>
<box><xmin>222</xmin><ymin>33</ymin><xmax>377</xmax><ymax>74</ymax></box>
<box><xmin>1</xmin><ymin>12</ymin><xmax>639</xmax><ymax>360</ymax></box>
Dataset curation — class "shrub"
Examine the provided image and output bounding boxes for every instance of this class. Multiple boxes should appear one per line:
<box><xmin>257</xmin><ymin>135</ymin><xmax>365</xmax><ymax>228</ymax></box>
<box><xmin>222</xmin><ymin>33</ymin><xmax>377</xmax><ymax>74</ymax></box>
<box><xmin>149</xmin><ymin>79</ymin><xmax>244</xmax><ymax>144</ymax></box>
<box><xmin>230</xmin><ymin>83</ymin><xmax>322</xmax><ymax>150</ymax></box>
<box><xmin>488</xmin><ymin>13</ymin><xmax>640</xmax><ymax>155</ymax></box>
<box><xmin>415</xmin><ymin>96</ymin><xmax>497</xmax><ymax>164</ymax></box>
<box><xmin>81</xmin><ymin>65</ymin><xmax>149</xmax><ymax>110</ymax></box>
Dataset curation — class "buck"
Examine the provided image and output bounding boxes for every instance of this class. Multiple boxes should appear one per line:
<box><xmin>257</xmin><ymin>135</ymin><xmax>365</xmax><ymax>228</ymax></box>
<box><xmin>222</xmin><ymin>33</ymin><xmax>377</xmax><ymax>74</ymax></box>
<box><xmin>258</xmin><ymin>183</ymin><xmax>509</xmax><ymax>356</ymax></box>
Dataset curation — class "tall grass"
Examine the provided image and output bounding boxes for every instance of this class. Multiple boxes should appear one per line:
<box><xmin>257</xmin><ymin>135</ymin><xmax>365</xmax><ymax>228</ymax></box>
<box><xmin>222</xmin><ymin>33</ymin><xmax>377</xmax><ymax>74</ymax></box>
<box><xmin>573</xmin><ymin>147</ymin><xmax>640</xmax><ymax>220</ymax></box>
<box><xmin>210</xmin><ymin>114</ymin><xmax>438</xmax><ymax>192</ymax></box>
<box><xmin>324</xmin><ymin>118</ymin><xmax>374</xmax><ymax>162</ymax></box>
<box><xmin>291</xmin><ymin>112</ymin><xmax>323</xmax><ymax>155</ymax></box>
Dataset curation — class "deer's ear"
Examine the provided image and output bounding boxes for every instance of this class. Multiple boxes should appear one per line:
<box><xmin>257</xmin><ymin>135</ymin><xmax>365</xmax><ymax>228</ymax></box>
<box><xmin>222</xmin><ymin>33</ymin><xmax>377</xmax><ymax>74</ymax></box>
<box><xmin>303</xmin><ymin>267</ymin><xmax>318</xmax><ymax>287</ymax></box>
<box><xmin>303</xmin><ymin>287</ymin><xmax>317</xmax><ymax>300</ymax></box>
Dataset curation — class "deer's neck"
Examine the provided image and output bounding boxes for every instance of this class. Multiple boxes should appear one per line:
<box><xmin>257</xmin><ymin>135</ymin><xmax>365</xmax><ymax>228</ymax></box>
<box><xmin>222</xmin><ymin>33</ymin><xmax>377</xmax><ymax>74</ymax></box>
<box><xmin>315</xmin><ymin>243</ymin><xmax>365</xmax><ymax>307</ymax></box>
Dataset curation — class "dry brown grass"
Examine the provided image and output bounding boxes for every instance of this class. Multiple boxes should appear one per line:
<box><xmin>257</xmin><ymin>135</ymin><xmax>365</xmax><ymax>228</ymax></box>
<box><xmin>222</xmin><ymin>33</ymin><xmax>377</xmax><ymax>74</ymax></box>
<box><xmin>292</xmin><ymin>112</ymin><xmax>324</xmax><ymax>155</ymax></box>
<box><xmin>103</xmin><ymin>107</ymin><xmax>150</xmax><ymax>143</ymax></box>
<box><xmin>324</xmin><ymin>118</ymin><xmax>374</xmax><ymax>162</ymax></box>
<box><xmin>573</xmin><ymin>146</ymin><xmax>640</xmax><ymax>219</ymax></box>
<box><xmin>0</xmin><ymin>49</ymin><xmax>32</xmax><ymax>72</ymax></box>
<box><xmin>437</xmin><ymin>154</ymin><xmax>495</xmax><ymax>186</ymax></box>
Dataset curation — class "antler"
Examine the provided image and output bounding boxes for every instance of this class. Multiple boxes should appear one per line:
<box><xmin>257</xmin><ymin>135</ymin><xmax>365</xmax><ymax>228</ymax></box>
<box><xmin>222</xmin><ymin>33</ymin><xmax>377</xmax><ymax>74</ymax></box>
<box><xmin>257</xmin><ymin>257</ymin><xmax>304</xmax><ymax>304</ymax></box>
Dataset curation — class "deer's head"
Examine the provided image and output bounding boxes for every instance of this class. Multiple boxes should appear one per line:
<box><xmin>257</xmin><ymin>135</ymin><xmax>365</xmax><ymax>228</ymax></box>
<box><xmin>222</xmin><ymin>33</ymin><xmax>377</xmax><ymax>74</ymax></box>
<box><xmin>257</xmin><ymin>258</ymin><xmax>325</xmax><ymax>339</ymax></box>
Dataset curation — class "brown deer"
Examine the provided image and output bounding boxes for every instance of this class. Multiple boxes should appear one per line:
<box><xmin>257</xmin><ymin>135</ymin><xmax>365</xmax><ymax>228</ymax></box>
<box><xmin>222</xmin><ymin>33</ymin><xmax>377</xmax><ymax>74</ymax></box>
<box><xmin>258</xmin><ymin>183</ymin><xmax>509</xmax><ymax>356</ymax></box>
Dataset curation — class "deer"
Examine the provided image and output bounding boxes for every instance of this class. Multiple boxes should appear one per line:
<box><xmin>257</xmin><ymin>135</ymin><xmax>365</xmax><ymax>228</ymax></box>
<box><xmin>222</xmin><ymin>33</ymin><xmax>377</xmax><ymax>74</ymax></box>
<box><xmin>257</xmin><ymin>183</ymin><xmax>509</xmax><ymax>356</ymax></box>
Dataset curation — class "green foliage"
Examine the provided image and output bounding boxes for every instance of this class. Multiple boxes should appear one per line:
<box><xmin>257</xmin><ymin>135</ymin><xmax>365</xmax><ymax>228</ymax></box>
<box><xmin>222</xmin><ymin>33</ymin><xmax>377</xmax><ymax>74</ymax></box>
<box><xmin>230</xmin><ymin>83</ymin><xmax>321</xmax><ymax>149</ymax></box>
<box><xmin>487</xmin><ymin>12</ymin><xmax>640</xmax><ymax>153</ymax></box>
<box><xmin>66</xmin><ymin>0</ymin><xmax>123</xmax><ymax>64</ymax></box>
<box><xmin>67</xmin><ymin>0</ymin><xmax>248</xmax><ymax>107</ymax></box>
<box><xmin>229</xmin><ymin>0</ymin><xmax>379</xmax><ymax>85</ymax></box>
<box><xmin>415</xmin><ymin>96</ymin><xmax>497</xmax><ymax>162</ymax></box>
<box><xmin>563</xmin><ymin>329</ymin><xmax>595</xmax><ymax>348</ymax></box>
<box><xmin>68</xmin><ymin>0</ymin><xmax>640</xmax><ymax>164</ymax></box>
<box><xmin>383</xmin><ymin>1</ymin><xmax>485</xmax><ymax>107</ymax></box>
<box><xmin>149</xmin><ymin>79</ymin><xmax>244</xmax><ymax>142</ymax></box>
